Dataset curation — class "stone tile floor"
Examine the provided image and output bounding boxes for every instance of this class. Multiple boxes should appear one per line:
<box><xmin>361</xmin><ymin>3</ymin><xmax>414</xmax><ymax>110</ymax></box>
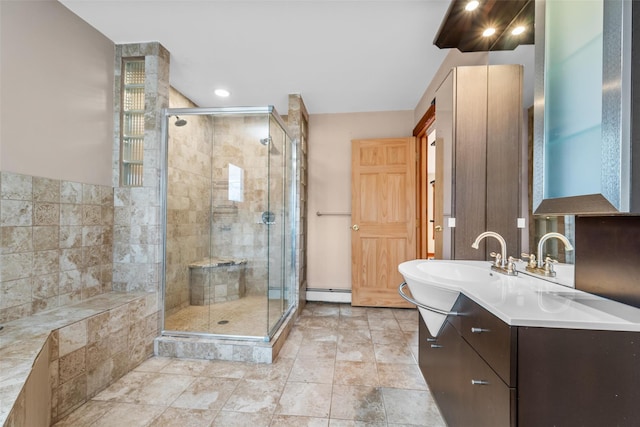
<box><xmin>54</xmin><ymin>302</ymin><xmax>446</xmax><ymax>426</ymax></box>
<box><xmin>164</xmin><ymin>295</ymin><xmax>278</xmax><ymax>336</ymax></box>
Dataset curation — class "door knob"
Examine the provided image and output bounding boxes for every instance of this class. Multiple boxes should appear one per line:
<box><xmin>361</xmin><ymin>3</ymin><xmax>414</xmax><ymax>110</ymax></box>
<box><xmin>352</xmin><ymin>224</ymin><xmax>360</xmax><ymax>231</ymax></box>
<box><xmin>435</xmin><ymin>225</ymin><xmax>442</xmax><ymax>232</ymax></box>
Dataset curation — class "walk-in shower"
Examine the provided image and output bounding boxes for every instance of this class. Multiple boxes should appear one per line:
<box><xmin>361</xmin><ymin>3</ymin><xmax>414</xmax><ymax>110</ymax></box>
<box><xmin>160</xmin><ymin>106</ymin><xmax>296</xmax><ymax>343</ymax></box>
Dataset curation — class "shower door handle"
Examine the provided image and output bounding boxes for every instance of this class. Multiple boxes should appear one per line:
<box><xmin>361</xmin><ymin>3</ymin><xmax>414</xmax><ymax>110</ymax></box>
<box><xmin>352</xmin><ymin>224</ymin><xmax>359</xmax><ymax>231</ymax></box>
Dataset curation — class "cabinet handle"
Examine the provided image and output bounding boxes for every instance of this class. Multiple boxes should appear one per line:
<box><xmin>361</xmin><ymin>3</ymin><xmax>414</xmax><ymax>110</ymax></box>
<box><xmin>426</xmin><ymin>338</ymin><xmax>437</xmax><ymax>342</ymax></box>
<box><xmin>430</xmin><ymin>344</ymin><xmax>443</xmax><ymax>349</ymax></box>
<box><xmin>471</xmin><ymin>327</ymin><xmax>490</xmax><ymax>334</ymax></box>
<box><xmin>471</xmin><ymin>380</ymin><xmax>489</xmax><ymax>386</ymax></box>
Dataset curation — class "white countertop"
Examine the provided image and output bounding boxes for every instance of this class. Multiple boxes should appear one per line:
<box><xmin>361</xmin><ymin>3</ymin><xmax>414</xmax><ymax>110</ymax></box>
<box><xmin>399</xmin><ymin>259</ymin><xmax>640</xmax><ymax>332</ymax></box>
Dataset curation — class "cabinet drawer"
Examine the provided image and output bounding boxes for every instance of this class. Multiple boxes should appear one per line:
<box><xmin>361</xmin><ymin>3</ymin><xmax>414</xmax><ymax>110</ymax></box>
<box><xmin>457</xmin><ymin>295</ymin><xmax>516</xmax><ymax>386</ymax></box>
<box><xmin>419</xmin><ymin>315</ymin><xmax>514</xmax><ymax>427</ymax></box>
<box><xmin>460</xmin><ymin>331</ymin><xmax>515</xmax><ymax>427</ymax></box>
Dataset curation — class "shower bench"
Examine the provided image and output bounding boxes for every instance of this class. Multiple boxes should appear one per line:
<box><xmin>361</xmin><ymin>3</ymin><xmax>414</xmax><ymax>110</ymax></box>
<box><xmin>189</xmin><ymin>257</ymin><xmax>247</xmax><ymax>305</ymax></box>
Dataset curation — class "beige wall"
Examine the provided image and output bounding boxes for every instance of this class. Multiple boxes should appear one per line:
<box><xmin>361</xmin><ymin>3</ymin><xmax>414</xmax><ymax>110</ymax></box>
<box><xmin>307</xmin><ymin>110</ymin><xmax>414</xmax><ymax>290</ymax></box>
<box><xmin>0</xmin><ymin>0</ymin><xmax>114</xmax><ymax>186</ymax></box>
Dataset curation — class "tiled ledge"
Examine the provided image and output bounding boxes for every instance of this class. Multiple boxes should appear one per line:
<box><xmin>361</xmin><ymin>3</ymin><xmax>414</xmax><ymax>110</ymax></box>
<box><xmin>0</xmin><ymin>291</ymin><xmax>158</xmax><ymax>426</ymax></box>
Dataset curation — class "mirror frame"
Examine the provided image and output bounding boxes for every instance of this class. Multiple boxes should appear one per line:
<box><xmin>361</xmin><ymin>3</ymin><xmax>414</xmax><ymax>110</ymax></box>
<box><xmin>533</xmin><ymin>0</ymin><xmax>635</xmax><ymax>215</ymax></box>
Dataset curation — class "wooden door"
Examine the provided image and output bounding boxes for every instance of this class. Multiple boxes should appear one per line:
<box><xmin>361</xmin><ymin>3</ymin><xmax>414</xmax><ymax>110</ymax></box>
<box><xmin>351</xmin><ymin>137</ymin><xmax>416</xmax><ymax>307</ymax></box>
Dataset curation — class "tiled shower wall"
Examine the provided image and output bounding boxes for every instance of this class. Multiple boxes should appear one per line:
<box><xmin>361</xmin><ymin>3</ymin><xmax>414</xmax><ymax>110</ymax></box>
<box><xmin>0</xmin><ymin>172</ymin><xmax>114</xmax><ymax>323</ymax></box>
<box><xmin>164</xmin><ymin>89</ymin><xmax>212</xmax><ymax>315</ymax></box>
<box><xmin>210</xmin><ymin>114</ymin><xmax>282</xmax><ymax>297</ymax></box>
<box><xmin>164</xmin><ymin>102</ymin><xmax>294</xmax><ymax>314</ymax></box>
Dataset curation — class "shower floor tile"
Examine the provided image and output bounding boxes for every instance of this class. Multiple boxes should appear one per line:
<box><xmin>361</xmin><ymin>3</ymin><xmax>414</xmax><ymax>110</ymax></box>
<box><xmin>164</xmin><ymin>295</ymin><xmax>284</xmax><ymax>337</ymax></box>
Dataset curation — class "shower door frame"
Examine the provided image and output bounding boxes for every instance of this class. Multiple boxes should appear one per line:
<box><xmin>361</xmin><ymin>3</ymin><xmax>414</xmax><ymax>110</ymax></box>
<box><xmin>159</xmin><ymin>106</ymin><xmax>297</xmax><ymax>342</ymax></box>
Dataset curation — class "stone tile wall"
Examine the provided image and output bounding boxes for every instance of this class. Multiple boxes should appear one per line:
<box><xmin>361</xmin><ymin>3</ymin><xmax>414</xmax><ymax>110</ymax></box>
<box><xmin>111</xmin><ymin>42</ymin><xmax>169</xmax><ymax>295</ymax></box>
<box><xmin>287</xmin><ymin>94</ymin><xmax>310</xmax><ymax>314</ymax></box>
<box><xmin>210</xmin><ymin>114</ymin><xmax>274</xmax><ymax>297</ymax></box>
<box><xmin>0</xmin><ymin>172</ymin><xmax>114</xmax><ymax>323</ymax></box>
<box><xmin>1</xmin><ymin>292</ymin><xmax>157</xmax><ymax>425</ymax></box>
<box><xmin>50</xmin><ymin>293</ymin><xmax>158</xmax><ymax>421</ymax></box>
<box><xmin>164</xmin><ymin>88</ymin><xmax>212</xmax><ymax>315</ymax></box>
<box><xmin>164</xmin><ymin>108</ymin><xmax>291</xmax><ymax>312</ymax></box>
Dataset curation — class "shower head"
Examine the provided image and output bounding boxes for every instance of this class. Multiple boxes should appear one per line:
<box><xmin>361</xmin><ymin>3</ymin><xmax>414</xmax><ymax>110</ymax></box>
<box><xmin>174</xmin><ymin>116</ymin><xmax>187</xmax><ymax>127</ymax></box>
<box><xmin>260</xmin><ymin>136</ymin><xmax>280</xmax><ymax>155</ymax></box>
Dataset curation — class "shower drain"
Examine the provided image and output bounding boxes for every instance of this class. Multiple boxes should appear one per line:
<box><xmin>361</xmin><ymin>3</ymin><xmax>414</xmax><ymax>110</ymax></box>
<box><xmin>217</xmin><ymin>320</ymin><xmax>229</xmax><ymax>325</ymax></box>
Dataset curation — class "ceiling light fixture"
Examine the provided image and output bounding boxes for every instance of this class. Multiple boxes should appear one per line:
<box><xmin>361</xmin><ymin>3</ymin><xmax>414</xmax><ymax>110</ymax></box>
<box><xmin>465</xmin><ymin>1</ymin><xmax>479</xmax><ymax>12</ymax></box>
<box><xmin>214</xmin><ymin>89</ymin><xmax>230</xmax><ymax>97</ymax></box>
<box><xmin>434</xmin><ymin>0</ymin><xmax>535</xmax><ymax>52</ymax></box>
<box><xmin>482</xmin><ymin>27</ymin><xmax>496</xmax><ymax>37</ymax></box>
<box><xmin>511</xmin><ymin>25</ymin><xmax>526</xmax><ymax>35</ymax></box>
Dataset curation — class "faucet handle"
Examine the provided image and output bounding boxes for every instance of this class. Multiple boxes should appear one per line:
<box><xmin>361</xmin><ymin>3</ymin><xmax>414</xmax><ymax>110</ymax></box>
<box><xmin>544</xmin><ymin>256</ymin><xmax>558</xmax><ymax>273</ymax></box>
<box><xmin>489</xmin><ymin>251</ymin><xmax>502</xmax><ymax>267</ymax></box>
<box><xmin>521</xmin><ymin>253</ymin><xmax>537</xmax><ymax>268</ymax></box>
<box><xmin>506</xmin><ymin>256</ymin><xmax>521</xmax><ymax>273</ymax></box>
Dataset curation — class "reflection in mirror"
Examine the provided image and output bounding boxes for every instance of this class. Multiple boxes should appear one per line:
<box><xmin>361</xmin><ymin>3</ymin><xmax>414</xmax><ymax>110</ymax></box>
<box><xmin>487</xmin><ymin>8</ymin><xmax>576</xmax><ymax>265</ymax></box>
<box><xmin>432</xmin><ymin>0</ymin><xmax>576</xmax><ymax>265</ymax></box>
<box><xmin>533</xmin><ymin>0</ymin><xmax>633</xmax><ymax>214</ymax></box>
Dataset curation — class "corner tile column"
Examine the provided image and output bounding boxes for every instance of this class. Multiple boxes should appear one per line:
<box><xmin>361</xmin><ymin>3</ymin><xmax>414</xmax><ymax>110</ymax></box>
<box><xmin>112</xmin><ymin>42</ymin><xmax>169</xmax><ymax>304</ymax></box>
<box><xmin>287</xmin><ymin>94</ymin><xmax>309</xmax><ymax>315</ymax></box>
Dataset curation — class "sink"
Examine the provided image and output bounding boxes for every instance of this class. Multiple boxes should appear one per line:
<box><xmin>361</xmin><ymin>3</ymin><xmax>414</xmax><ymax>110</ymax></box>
<box><xmin>398</xmin><ymin>260</ymin><xmax>499</xmax><ymax>337</ymax></box>
<box><xmin>416</xmin><ymin>261</ymin><xmax>499</xmax><ymax>286</ymax></box>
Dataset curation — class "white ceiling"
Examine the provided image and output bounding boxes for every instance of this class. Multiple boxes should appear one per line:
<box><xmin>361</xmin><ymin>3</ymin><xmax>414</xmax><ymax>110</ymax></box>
<box><xmin>58</xmin><ymin>0</ymin><xmax>454</xmax><ymax>115</ymax></box>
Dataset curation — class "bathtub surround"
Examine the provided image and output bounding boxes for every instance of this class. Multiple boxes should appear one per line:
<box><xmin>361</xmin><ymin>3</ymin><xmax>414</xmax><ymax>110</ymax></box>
<box><xmin>1</xmin><ymin>292</ymin><xmax>158</xmax><ymax>425</ymax></box>
<box><xmin>1</xmin><ymin>39</ymin><xmax>171</xmax><ymax>424</ymax></box>
<box><xmin>0</xmin><ymin>172</ymin><xmax>114</xmax><ymax>323</ymax></box>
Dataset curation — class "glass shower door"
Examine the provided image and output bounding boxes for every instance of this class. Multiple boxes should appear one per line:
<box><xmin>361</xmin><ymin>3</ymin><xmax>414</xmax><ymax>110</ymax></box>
<box><xmin>162</xmin><ymin>106</ymin><xmax>295</xmax><ymax>341</ymax></box>
<box><xmin>266</xmin><ymin>114</ymin><xmax>294</xmax><ymax>335</ymax></box>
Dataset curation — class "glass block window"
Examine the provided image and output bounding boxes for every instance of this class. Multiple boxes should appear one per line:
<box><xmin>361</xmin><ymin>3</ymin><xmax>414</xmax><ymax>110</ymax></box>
<box><xmin>121</xmin><ymin>59</ymin><xmax>145</xmax><ymax>186</ymax></box>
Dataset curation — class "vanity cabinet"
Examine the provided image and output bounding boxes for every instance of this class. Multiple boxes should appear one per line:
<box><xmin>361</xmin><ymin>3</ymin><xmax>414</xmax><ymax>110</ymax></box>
<box><xmin>419</xmin><ymin>294</ymin><xmax>640</xmax><ymax>427</ymax></box>
<box><xmin>420</xmin><ymin>319</ymin><xmax>514</xmax><ymax>427</ymax></box>
<box><xmin>434</xmin><ymin>65</ymin><xmax>522</xmax><ymax>261</ymax></box>
<box><xmin>419</xmin><ymin>295</ymin><xmax>516</xmax><ymax>427</ymax></box>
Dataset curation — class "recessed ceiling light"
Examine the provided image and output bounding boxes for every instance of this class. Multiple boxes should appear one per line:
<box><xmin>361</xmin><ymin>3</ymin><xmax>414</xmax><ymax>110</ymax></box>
<box><xmin>482</xmin><ymin>27</ymin><xmax>496</xmax><ymax>37</ymax></box>
<box><xmin>512</xmin><ymin>26</ymin><xmax>526</xmax><ymax>35</ymax></box>
<box><xmin>465</xmin><ymin>1</ymin><xmax>479</xmax><ymax>11</ymax></box>
<box><xmin>214</xmin><ymin>89</ymin><xmax>230</xmax><ymax>97</ymax></box>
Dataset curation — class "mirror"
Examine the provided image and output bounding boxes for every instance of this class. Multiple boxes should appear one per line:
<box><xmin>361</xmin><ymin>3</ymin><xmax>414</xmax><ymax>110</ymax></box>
<box><xmin>486</xmin><ymin>1</ymin><xmax>575</xmax><ymax>266</ymax></box>
<box><xmin>431</xmin><ymin>0</ymin><xmax>582</xmax><ymax>268</ymax></box>
<box><xmin>533</xmin><ymin>0</ymin><xmax>633</xmax><ymax>215</ymax></box>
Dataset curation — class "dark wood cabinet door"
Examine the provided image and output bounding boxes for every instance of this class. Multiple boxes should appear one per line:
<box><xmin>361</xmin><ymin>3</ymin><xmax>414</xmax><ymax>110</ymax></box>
<box><xmin>460</xmin><ymin>334</ymin><xmax>514</xmax><ymax>427</ymax></box>
<box><xmin>518</xmin><ymin>327</ymin><xmax>640</xmax><ymax>427</ymax></box>
<box><xmin>457</xmin><ymin>295</ymin><xmax>517</xmax><ymax>386</ymax></box>
<box><xmin>419</xmin><ymin>315</ymin><xmax>514</xmax><ymax>427</ymax></box>
<box><xmin>419</xmin><ymin>318</ymin><xmax>466</xmax><ymax>426</ymax></box>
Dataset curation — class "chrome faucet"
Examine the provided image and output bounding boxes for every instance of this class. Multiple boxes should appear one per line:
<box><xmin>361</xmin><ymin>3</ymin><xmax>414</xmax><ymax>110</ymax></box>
<box><xmin>522</xmin><ymin>232</ymin><xmax>574</xmax><ymax>277</ymax></box>
<box><xmin>471</xmin><ymin>231</ymin><xmax>517</xmax><ymax>276</ymax></box>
